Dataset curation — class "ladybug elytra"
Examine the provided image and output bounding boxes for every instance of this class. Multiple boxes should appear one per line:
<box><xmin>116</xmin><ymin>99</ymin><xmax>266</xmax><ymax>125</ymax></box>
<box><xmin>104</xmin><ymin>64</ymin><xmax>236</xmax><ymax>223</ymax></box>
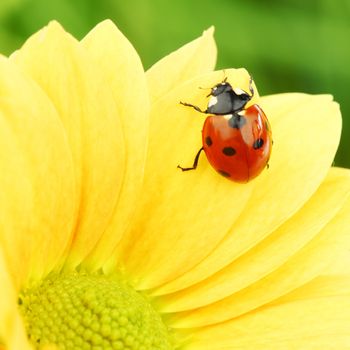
<box><xmin>178</xmin><ymin>76</ymin><xmax>272</xmax><ymax>183</ymax></box>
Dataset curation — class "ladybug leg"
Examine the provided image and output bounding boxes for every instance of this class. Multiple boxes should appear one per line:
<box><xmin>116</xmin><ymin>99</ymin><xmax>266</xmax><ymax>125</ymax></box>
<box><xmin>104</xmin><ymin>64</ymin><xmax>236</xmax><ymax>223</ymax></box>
<box><xmin>177</xmin><ymin>147</ymin><xmax>204</xmax><ymax>171</ymax></box>
<box><xmin>180</xmin><ymin>101</ymin><xmax>207</xmax><ymax>114</ymax></box>
<box><xmin>248</xmin><ymin>76</ymin><xmax>254</xmax><ymax>98</ymax></box>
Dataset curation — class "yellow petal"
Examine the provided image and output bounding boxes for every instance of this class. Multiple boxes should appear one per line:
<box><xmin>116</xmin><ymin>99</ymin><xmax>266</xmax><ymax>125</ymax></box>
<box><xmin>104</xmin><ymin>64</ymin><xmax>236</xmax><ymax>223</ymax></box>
<box><xmin>189</xmin><ymin>273</ymin><xmax>350</xmax><ymax>350</ymax></box>
<box><xmin>274</xmin><ymin>274</ymin><xmax>350</xmax><ymax>304</ymax></box>
<box><xmin>322</xmin><ymin>215</ymin><xmax>350</xmax><ymax>275</ymax></box>
<box><xmin>4</xmin><ymin>314</ymin><xmax>32</xmax><ymax>350</ymax></box>
<box><xmin>80</xmin><ymin>20</ymin><xmax>150</xmax><ymax>269</ymax></box>
<box><xmin>158</xmin><ymin>167</ymin><xmax>350</xmax><ymax>311</ymax></box>
<box><xmin>146</xmin><ymin>27</ymin><xmax>216</xmax><ymax>103</ymax></box>
<box><xmin>324</xmin><ymin>250</ymin><xmax>350</xmax><ymax>275</ymax></box>
<box><xmin>0</xmin><ymin>249</ymin><xmax>31</xmax><ymax>350</ymax></box>
<box><xmin>118</xmin><ymin>69</ymin><xmax>258</xmax><ymax>288</ymax></box>
<box><xmin>0</xmin><ymin>55</ymin><xmax>76</xmax><ymax>286</ymax></box>
<box><xmin>11</xmin><ymin>22</ymin><xmax>125</xmax><ymax>268</ymax></box>
<box><xmin>188</xmin><ymin>295</ymin><xmax>350</xmax><ymax>350</ymax></box>
<box><xmin>170</xmin><ymin>193</ymin><xmax>350</xmax><ymax>327</ymax></box>
<box><xmin>156</xmin><ymin>92</ymin><xmax>341</xmax><ymax>294</ymax></box>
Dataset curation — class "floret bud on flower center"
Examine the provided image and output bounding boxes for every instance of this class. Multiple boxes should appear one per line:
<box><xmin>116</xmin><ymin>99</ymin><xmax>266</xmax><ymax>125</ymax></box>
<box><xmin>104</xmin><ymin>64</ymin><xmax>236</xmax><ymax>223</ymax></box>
<box><xmin>18</xmin><ymin>272</ymin><xmax>173</xmax><ymax>349</ymax></box>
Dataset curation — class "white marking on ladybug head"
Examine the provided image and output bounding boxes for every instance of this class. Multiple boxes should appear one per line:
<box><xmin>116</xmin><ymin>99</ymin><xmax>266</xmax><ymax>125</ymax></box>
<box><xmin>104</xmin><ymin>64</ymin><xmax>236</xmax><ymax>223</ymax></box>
<box><xmin>208</xmin><ymin>96</ymin><xmax>218</xmax><ymax>108</ymax></box>
<box><xmin>233</xmin><ymin>88</ymin><xmax>247</xmax><ymax>96</ymax></box>
<box><xmin>224</xmin><ymin>114</ymin><xmax>233</xmax><ymax>120</ymax></box>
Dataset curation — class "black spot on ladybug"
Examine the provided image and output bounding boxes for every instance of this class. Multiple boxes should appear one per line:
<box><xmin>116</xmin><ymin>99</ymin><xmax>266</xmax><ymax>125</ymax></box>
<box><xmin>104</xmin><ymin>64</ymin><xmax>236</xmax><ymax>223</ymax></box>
<box><xmin>222</xmin><ymin>147</ymin><xmax>236</xmax><ymax>156</ymax></box>
<box><xmin>228</xmin><ymin>114</ymin><xmax>246</xmax><ymax>129</ymax></box>
<box><xmin>218</xmin><ymin>170</ymin><xmax>231</xmax><ymax>178</ymax></box>
<box><xmin>253</xmin><ymin>138</ymin><xmax>264</xmax><ymax>149</ymax></box>
<box><xmin>205</xmin><ymin>136</ymin><xmax>213</xmax><ymax>147</ymax></box>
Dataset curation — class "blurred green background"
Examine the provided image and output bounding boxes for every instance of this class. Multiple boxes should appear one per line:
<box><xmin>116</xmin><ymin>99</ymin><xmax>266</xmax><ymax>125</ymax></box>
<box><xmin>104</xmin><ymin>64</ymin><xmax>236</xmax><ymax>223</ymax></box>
<box><xmin>1</xmin><ymin>0</ymin><xmax>349</xmax><ymax>167</ymax></box>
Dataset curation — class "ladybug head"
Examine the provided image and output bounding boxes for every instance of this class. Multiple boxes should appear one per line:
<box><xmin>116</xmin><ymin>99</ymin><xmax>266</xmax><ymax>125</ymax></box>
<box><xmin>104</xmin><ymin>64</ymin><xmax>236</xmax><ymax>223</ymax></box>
<box><xmin>230</xmin><ymin>76</ymin><xmax>255</xmax><ymax>111</ymax></box>
<box><xmin>206</xmin><ymin>80</ymin><xmax>254</xmax><ymax>114</ymax></box>
<box><xmin>209</xmin><ymin>82</ymin><xmax>232</xmax><ymax>97</ymax></box>
<box><xmin>232</xmin><ymin>87</ymin><xmax>252</xmax><ymax>109</ymax></box>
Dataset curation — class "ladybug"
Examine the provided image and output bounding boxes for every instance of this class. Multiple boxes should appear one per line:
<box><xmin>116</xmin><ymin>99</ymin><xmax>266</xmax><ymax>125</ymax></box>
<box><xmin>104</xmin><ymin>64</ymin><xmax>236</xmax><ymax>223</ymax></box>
<box><xmin>178</xmin><ymin>76</ymin><xmax>272</xmax><ymax>183</ymax></box>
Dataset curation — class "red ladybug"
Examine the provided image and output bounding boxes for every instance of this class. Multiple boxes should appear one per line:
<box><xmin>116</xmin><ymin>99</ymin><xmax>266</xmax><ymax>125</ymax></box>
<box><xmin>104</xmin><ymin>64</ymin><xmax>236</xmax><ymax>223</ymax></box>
<box><xmin>178</xmin><ymin>76</ymin><xmax>272</xmax><ymax>183</ymax></box>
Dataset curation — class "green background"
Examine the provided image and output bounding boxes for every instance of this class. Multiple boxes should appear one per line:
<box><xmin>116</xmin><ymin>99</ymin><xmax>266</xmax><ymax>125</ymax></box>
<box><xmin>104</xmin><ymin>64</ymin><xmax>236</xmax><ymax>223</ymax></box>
<box><xmin>1</xmin><ymin>0</ymin><xmax>349</xmax><ymax>168</ymax></box>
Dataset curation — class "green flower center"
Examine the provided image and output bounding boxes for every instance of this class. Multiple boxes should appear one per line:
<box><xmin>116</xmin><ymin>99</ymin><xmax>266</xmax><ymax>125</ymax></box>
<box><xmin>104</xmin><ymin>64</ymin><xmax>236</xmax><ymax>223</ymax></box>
<box><xmin>18</xmin><ymin>272</ymin><xmax>174</xmax><ymax>350</ymax></box>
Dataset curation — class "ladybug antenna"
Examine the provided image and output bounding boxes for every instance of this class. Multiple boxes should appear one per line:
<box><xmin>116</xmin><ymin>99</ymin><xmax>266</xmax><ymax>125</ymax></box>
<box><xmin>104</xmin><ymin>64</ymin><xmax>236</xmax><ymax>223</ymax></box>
<box><xmin>198</xmin><ymin>86</ymin><xmax>213</xmax><ymax>97</ymax></box>
<box><xmin>198</xmin><ymin>85</ymin><xmax>213</xmax><ymax>94</ymax></box>
<box><xmin>221</xmin><ymin>69</ymin><xmax>228</xmax><ymax>83</ymax></box>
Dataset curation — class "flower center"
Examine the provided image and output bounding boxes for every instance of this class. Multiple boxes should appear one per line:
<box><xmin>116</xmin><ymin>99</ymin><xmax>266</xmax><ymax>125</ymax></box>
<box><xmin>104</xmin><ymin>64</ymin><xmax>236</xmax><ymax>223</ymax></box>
<box><xmin>18</xmin><ymin>271</ymin><xmax>174</xmax><ymax>350</ymax></box>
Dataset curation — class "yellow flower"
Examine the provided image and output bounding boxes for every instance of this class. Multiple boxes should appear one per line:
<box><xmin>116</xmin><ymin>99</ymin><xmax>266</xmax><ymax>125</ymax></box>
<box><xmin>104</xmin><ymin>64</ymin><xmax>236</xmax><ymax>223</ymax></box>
<box><xmin>1</xmin><ymin>20</ymin><xmax>350</xmax><ymax>350</ymax></box>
